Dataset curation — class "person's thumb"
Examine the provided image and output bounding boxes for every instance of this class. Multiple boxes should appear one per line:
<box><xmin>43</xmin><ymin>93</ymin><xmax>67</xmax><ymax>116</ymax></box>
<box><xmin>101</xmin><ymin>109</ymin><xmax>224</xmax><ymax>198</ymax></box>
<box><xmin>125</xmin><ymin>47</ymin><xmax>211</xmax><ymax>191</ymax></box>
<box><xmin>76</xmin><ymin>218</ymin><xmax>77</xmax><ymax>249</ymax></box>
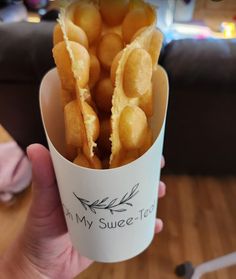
<box><xmin>17</xmin><ymin>144</ymin><xmax>67</xmax><ymax>274</ymax></box>
<box><xmin>26</xmin><ymin>144</ymin><xmax>61</xmax><ymax>219</ymax></box>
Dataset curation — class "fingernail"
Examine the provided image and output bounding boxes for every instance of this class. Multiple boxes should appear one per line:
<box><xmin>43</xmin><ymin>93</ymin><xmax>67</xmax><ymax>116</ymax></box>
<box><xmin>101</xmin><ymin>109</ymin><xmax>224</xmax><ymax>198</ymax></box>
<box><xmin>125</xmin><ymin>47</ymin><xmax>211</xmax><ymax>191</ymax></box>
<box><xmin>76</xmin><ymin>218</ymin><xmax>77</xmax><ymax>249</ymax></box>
<box><xmin>26</xmin><ymin>146</ymin><xmax>32</xmax><ymax>162</ymax></box>
<box><xmin>160</xmin><ymin>181</ymin><xmax>166</xmax><ymax>192</ymax></box>
<box><xmin>161</xmin><ymin>156</ymin><xmax>165</xmax><ymax>168</ymax></box>
<box><xmin>155</xmin><ymin>219</ymin><xmax>164</xmax><ymax>233</ymax></box>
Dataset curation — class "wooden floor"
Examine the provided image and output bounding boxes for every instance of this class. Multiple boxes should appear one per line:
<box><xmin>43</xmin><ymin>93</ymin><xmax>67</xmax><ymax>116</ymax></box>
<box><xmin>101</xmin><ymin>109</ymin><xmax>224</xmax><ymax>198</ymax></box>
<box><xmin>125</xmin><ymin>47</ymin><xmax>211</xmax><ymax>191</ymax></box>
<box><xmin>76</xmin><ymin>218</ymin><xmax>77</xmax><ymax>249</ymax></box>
<box><xmin>0</xmin><ymin>175</ymin><xmax>236</xmax><ymax>279</ymax></box>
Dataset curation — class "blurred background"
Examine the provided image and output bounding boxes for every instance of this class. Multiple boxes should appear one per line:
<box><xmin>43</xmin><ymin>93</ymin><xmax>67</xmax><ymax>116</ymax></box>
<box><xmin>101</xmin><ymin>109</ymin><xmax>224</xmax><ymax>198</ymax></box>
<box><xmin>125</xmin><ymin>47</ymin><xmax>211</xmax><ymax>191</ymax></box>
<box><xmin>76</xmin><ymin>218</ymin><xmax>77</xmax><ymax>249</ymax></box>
<box><xmin>2</xmin><ymin>0</ymin><xmax>236</xmax><ymax>38</ymax></box>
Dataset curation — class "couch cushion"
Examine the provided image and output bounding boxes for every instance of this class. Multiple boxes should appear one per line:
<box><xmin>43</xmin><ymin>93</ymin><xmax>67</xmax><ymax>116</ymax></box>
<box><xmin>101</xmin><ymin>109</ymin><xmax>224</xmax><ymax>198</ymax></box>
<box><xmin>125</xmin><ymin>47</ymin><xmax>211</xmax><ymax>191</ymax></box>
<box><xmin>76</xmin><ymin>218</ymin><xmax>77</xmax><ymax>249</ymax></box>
<box><xmin>0</xmin><ymin>21</ymin><xmax>55</xmax><ymax>83</ymax></box>
<box><xmin>0</xmin><ymin>82</ymin><xmax>47</xmax><ymax>150</ymax></box>
<box><xmin>163</xmin><ymin>87</ymin><xmax>236</xmax><ymax>175</ymax></box>
<box><xmin>161</xmin><ymin>38</ymin><xmax>236</xmax><ymax>89</ymax></box>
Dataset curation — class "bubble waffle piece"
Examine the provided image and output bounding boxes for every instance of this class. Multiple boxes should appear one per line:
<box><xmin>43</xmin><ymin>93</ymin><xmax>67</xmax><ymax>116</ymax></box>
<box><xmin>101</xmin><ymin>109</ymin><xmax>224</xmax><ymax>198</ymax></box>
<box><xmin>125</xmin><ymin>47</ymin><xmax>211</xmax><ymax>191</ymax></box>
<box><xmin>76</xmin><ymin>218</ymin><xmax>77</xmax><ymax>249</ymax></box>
<box><xmin>97</xmin><ymin>33</ymin><xmax>124</xmax><ymax>69</ymax></box>
<box><xmin>123</xmin><ymin>48</ymin><xmax>152</xmax><ymax>98</ymax></box>
<box><xmin>52</xmin><ymin>0</ymin><xmax>164</xmax><ymax>169</ymax></box>
<box><xmin>110</xmin><ymin>51</ymin><xmax>123</xmax><ymax>86</ymax></box>
<box><xmin>52</xmin><ymin>41</ymin><xmax>75</xmax><ymax>92</ymax></box>
<box><xmin>119</xmin><ymin>105</ymin><xmax>148</xmax><ymax>150</ymax></box>
<box><xmin>100</xmin><ymin>0</ymin><xmax>129</xmax><ymax>26</ymax></box>
<box><xmin>89</xmin><ymin>54</ymin><xmax>101</xmax><ymax>88</ymax></box>
<box><xmin>94</xmin><ymin>78</ymin><xmax>114</xmax><ymax>113</ymax></box>
<box><xmin>139</xmin><ymin>127</ymin><xmax>153</xmax><ymax>156</ymax></box>
<box><xmin>122</xmin><ymin>1</ymin><xmax>156</xmax><ymax>43</ymax></box>
<box><xmin>53</xmin><ymin>23</ymin><xmax>64</xmax><ymax>45</ymax></box>
<box><xmin>64</xmin><ymin>100</ymin><xmax>85</xmax><ymax>148</ymax></box>
<box><xmin>139</xmin><ymin>83</ymin><xmax>153</xmax><ymax>117</ymax></box>
<box><xmin>73</xmin><ymin>2</ymin><xmax>102</xmax><ymax>45</ymax></box>
<box><xmin>53</xmin><ymin>22</ymin><xmax>88</xmax><ymax>49</ymax></box>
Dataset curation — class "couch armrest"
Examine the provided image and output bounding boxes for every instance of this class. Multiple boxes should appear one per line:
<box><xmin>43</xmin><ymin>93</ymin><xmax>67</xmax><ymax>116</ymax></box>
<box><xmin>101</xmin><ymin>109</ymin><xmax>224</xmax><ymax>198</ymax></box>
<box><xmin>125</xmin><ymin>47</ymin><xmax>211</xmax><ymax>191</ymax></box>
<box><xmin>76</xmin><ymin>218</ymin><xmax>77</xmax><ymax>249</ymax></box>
<box><xmin>161</xmin><ymin>38</ymin><xmax>236</xmax><ymax>90</ymax></box>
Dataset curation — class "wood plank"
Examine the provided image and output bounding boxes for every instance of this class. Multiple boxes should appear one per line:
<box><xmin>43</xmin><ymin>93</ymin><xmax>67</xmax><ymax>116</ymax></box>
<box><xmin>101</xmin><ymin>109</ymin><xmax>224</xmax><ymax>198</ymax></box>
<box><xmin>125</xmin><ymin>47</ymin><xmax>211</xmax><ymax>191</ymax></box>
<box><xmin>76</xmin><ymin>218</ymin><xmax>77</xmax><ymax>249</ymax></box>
<box><xmin>0</xmin><ymin>187</ymin><xmax>31</xmax><ymax>255</ymax></box>
<box><xmin>1</xmin><ymin>176</ymin><xmax>236</xmax><ymax>279</ymax></box>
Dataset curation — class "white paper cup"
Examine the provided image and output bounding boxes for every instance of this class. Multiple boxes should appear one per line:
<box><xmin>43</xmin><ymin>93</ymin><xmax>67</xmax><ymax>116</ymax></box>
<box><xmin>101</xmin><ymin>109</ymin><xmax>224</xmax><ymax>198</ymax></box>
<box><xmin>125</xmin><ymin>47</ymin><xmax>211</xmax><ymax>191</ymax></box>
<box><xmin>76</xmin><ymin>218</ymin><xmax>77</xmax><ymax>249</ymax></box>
<box><xmin>39</xmin><ymin>67</ymin><xmax>169</xmax><ymax>263</ymax></box>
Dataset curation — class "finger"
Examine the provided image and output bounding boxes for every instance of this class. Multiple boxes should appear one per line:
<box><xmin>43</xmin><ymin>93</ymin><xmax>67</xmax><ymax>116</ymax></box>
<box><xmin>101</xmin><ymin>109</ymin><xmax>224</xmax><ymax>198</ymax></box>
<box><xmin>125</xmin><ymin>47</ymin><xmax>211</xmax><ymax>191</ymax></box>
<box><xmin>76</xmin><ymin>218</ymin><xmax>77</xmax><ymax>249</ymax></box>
<box><xmin>154</xmin><ymin>219</ymin><xmax>163</xmax><ymax>234</ymax></box>
<box><xmin>161</xmin><ymin>155</ymin><xmax>165</xmax><ymax>169</ymax></box>
<box><xmin>158</xmin><ymin>181</ymin><xmax>166</xmax><ymax>198</ymax></box>
<box><xmin>27</xmin><ymin>144</ymin><xmax>61</xmax><ymax>218</ymax></box>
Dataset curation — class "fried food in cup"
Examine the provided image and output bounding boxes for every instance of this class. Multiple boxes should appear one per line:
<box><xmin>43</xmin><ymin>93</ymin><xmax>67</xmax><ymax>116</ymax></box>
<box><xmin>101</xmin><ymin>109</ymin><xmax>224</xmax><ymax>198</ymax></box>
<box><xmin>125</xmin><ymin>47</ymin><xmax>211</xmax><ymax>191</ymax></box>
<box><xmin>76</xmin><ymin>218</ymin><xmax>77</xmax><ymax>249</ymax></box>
<box><xmin>53</xmin><ymin>0</ymin><xmax>164</xmax><ymax>169</ymax></box>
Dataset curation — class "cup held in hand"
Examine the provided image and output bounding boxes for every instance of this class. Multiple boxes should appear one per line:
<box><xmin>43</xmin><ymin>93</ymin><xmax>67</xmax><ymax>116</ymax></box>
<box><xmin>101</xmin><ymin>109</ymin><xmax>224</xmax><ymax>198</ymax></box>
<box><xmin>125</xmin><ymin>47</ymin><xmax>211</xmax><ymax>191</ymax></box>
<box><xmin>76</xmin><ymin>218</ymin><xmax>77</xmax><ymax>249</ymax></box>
<box><xmin>39</xmin><ymin>67</ymin><xmax>168</xmax><ymax>263</ymax></box>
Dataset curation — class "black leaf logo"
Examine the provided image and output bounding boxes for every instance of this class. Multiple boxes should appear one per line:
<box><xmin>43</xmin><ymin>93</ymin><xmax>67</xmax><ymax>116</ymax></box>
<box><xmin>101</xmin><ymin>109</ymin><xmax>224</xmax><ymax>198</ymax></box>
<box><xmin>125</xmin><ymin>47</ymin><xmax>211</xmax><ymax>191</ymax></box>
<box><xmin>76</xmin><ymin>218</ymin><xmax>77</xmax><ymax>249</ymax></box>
<box><xmin>73</xmin><ymin>183</ymin><xmax>140</xmax><ymax>215</ymax></box>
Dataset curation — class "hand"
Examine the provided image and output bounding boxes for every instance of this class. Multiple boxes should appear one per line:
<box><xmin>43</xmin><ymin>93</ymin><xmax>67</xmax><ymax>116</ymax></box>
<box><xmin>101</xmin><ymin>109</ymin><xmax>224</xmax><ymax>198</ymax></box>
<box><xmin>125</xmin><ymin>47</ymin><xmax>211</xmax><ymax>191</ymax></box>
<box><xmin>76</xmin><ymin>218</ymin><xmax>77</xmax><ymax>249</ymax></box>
<box><xmin>155</xmin><ymin>155</ymin><xmax>166</xmax><ymax>233</ymax></box>
<box><xmin>1</xmin><ymin>144</ymin><xmax>166</xmax><ymax>279</ymax></box>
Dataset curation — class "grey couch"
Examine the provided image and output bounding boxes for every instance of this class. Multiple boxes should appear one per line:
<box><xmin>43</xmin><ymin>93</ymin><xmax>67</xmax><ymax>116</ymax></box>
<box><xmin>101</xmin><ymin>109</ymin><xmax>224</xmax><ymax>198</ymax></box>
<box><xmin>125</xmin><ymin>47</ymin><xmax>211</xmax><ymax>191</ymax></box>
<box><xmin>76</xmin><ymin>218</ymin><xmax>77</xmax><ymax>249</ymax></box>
<box><xmin>161</xmin><ymin>39</ymin><xmax>236</xmax><ymax>175</ymax></box>
<box><xmin>0</xmin><ymin>21</ymin><xmax>55</xmax><ymax>149</ymax></box>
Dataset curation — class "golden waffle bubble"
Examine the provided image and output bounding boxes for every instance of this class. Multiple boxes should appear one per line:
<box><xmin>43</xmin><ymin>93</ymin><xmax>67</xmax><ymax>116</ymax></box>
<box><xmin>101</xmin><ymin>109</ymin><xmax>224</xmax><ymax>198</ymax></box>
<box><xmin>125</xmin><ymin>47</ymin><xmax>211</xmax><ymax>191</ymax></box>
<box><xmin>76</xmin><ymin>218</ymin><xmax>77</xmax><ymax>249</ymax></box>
<box><xmin>53</xmin><ymin>40</ymin><xmax>90</xmax><ymax>89</ymax></box>
<box><xmin>52</xmin><ymin>41</ymin><xmax>75</xmax><ymax>92</ymax></box>
<box><xmin>149</xmin><ymin>29</ymin><xmax>163</xmax><ymax>66</ymax></box>
<box><xmin>94</xmin><ymin>78</ymin><xmax>114</xmax><ymax>113</ymax></box>
<box><xmin>123</xmin><ymin>48</ymin><xmax>152</xmax><ymax>98</ymax></box>
<box><xmin>132</xmin><ymin>27</ymin><xmax>163</xmax><ymax>67</ymax></box>
<box><xmin>53</xmin><ymin>23</ymin><xmax>64</xmax><ymax>45</ymax></box>
<box><xmin>122</xmin><ymin>2</ymin><xmax>155</xmax><ymax>43</ymax></box>
<box><xmin>100</xmin><ymin>0</ymin><xmax>129</xmax><ymax>26</ymax></box>
<box><xmin>119</xmin><ymin>105</ymin><xmax>148</xmax><ymax>150</ymax></box>
<box><xmin>139</xmin><ymin>127</ymin><xmax>153</xmax><ymax>156</ymax></box>
<box><xmin>81</xmin><ymin>101</ymin><xmax>100</xmax><ymax>142</ymax></box>
<box><xmin>110</xmin><ymin>51</ymin><xmax>123</xmax><ymax>86</ymax></box>
<box><xmin>64</xmin><ymin>100</ymin><xmax>84</xmax><ymax>148</ymax></box>
<box><xmin>60</xmin><ymin>88</ymin><xmax>74</xmax><ymax>109</ymax></box>
<box><xmin>97</xmin><ymin>33</ymin><xmax>124</xmax><ymax>69</ymax></box>
<box><xmin>89</xmin><ymin>54</ymin><xmax>101</xmax><ymax>88</ymax></box>
<box><xmin>53</xmin><ymin>22</ymin><xmax>88</xmax><ymax>49</ymax></box>
<box><xmin>52</xmin><ymin>0</ymin><xmax>164</xmax><ymax>169</ymax></box>
<box><xmin>73</xmin><ymin>2</ymin><xmax>102</xmax><ymax>45</ymax></box>
<box><xmin>139</xmin><ymin>83</ymin><xmax>153</xmax><ymax>117</ymax></box>
<box><xmin>69</xmin><ymin>42</ymin><xmax>90</xmax><ymax>87</ymax></box>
